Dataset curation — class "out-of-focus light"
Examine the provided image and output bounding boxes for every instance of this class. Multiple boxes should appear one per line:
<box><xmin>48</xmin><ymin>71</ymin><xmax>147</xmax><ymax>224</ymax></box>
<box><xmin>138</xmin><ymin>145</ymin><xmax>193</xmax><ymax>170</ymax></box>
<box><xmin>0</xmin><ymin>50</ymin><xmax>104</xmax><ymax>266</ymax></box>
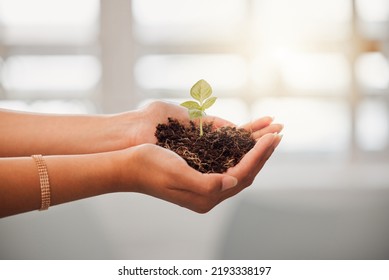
<box><xmin>132</xmin><ymin>0</ymin><xmax>244</xmax><ymax>26</ymax></box>
<box><xmin>134</xmin><ymin>55</ymin><xmax>247</xmax><ymax>93</ymax></box>
<box><xmin>356</xmin><ymin>100</ymin><xmax>388</xmax><ymax>151</ymax></box>
<box><xmin>253</xmin><ymin>0</ymin><xmax>352</xmax><ymax>43</ymax></box>
<box><xmin>0</xmin><ymin>100</ymin><xmax>94</xmax><ymax>114</ymax></box>
<box><xmin>280</xmin><ymin>53</ymin><xmax>350</xmax><ymax>94</ymax></box>
<box><xmin>1</xmin><ymin>55</ymin><xmax>101</xmax><ymax>92</ymax></box>
<box><xmin>132</xmin><ymin>0</ymin><xmax>245</xmax><ymax>43</ymax></box>
<box><xmin>252</xmin><ymin>98</ymin><xmax>351</xmax><ymax>152</ymax></box>
<box><xmin>0</xmin><ymin>0</ymin><xmax>99</xmax><ymax>26</ymax></box>
<box><xmin>356</xmin><ymin>0</ymin><xmax>389</xmax><ymax>22</ymax></box>
<box><xmin>356</xmin><ymin>52</ymin><xmax>389</xmax><ymax>91</ymax></box>
<box><xmin>0</xmin><ymin>0</ymin><xmax>99</xmax><ymax>44</ymax></box>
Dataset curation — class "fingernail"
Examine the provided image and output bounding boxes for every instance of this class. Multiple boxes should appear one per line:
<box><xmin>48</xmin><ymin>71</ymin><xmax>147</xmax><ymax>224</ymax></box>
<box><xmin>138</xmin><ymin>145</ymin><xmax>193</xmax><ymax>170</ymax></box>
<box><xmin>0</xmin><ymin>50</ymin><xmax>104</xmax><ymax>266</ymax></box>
<box><xmin>275</xmin><ymin>133</ymin><xmax>283</xmax><ymax>140</ymax></box>
<box><xmin>276</xmin><ymin>133</ymin><xmax>283</xmax><ymax>143</ymax></box>
<box><xmin>222</xmin><ymin>176</ymin><xmax>238</xmax><ymax>191</ymax></box>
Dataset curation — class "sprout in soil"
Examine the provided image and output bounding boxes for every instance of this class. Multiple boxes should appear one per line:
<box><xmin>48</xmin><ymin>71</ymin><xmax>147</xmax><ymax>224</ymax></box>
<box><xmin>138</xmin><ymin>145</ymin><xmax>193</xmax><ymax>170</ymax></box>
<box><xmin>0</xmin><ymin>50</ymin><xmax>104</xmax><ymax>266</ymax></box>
<box><xmin>180</xmin><ymin>79</ymin><xmax>217</xmax><ymax>136</ymax></box>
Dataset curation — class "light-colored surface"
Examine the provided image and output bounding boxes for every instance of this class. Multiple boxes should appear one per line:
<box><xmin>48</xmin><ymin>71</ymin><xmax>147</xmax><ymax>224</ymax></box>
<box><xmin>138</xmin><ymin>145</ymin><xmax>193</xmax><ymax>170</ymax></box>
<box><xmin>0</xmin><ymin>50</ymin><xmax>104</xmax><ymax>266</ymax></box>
<box><xmin>1</xmin><ymin>161</ymin><xmax>389</xmax><ymax>260</ymax></box>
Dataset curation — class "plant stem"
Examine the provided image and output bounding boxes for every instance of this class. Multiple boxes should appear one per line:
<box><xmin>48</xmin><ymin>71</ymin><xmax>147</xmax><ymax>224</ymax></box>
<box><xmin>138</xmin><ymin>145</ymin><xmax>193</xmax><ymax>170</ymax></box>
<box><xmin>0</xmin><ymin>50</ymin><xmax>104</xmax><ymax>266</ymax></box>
<box><xmin>199</xmin><ymin>117</ymin><xmax>203</xmax><ymax>136</ymax></box>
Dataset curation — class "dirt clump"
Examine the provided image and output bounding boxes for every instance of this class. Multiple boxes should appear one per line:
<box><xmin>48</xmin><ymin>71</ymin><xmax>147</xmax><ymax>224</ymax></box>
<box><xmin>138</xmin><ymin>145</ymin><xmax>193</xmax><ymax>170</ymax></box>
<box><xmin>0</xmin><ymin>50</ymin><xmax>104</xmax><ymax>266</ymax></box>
<box><xmin>155</xmin><ymin>118</ymin><xmax>256</xmax><ymax>173</ymax></box>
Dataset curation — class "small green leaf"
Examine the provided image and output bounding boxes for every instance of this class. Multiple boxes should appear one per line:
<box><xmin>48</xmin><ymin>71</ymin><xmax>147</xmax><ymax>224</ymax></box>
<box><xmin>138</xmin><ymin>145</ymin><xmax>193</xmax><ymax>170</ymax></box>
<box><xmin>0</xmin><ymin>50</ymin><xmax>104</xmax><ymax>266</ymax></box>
<box><xmin>190</xmin><ymin>79</ymin><xmax>212</xmax><ymax>103</ymax></box>
<box><xmin>180</xmin><ymin>101</ymin><xmax>201</xmax><ymax>110</ymax></box>
<box><xmin>201</xmin><ymin>96</ymin><xmax>217</xmax><ymax>110</ymax></box>
<box><xmin>180</xmin><ymin>79</ymin><xmax>217</xmax><ymax>137</ymax></box>
<box><xmin>188</xmin><ymin>108</ymin><xmax>203</xmax><ymax>119</ymax></box>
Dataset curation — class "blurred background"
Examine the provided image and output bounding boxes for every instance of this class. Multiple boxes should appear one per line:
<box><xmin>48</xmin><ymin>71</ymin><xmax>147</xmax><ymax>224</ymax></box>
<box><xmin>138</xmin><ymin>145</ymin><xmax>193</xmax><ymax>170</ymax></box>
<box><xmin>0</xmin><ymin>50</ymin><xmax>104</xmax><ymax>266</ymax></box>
<box><xmin>1</xmin><ymin>0</ymin><xmax>389</xmax><ymax>259</ymax></box>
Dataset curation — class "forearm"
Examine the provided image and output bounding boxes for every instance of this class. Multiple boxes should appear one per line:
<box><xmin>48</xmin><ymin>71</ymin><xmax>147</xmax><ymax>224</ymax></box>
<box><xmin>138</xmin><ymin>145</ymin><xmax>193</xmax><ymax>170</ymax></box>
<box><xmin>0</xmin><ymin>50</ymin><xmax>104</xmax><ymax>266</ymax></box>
<box><xmin>0</xmin><ymin>109</ymin><xmax>140</xmax><ymax>157</ymax></box>
<box><xmin>0</xmin><ymin>152</ymin><xmax>117</xmax><ymax>218</ymax></box>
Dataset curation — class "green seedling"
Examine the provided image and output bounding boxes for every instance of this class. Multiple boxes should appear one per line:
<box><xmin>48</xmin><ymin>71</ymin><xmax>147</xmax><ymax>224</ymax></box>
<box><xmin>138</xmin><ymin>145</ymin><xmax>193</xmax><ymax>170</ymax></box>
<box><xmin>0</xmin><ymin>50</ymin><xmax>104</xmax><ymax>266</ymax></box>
<box><xmin>180</xmin><ymin>79</ymin><xmax>217</xmax><ymax>136</ymax></box>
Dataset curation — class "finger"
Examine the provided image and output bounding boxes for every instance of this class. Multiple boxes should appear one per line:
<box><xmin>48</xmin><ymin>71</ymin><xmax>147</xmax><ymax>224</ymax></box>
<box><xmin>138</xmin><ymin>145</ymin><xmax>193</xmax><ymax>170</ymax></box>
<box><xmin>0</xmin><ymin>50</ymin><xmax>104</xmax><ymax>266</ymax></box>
<box><xmin>249</xmin><ymin>133</ymin><xmax>283</xmax><ymax>172</ymax></box>
<box><xmin>167</xmin><ymin>169</ymin><xmax>238</xmax><ymax>213</ymax></box>
<box><xmin>167</xmin><ymin>134</ymin><xmax>281</xmax><ymax>213</ymax></box>
<box><xmin>261</xmin><ymin>133</ymin><xmax>282</xmax><ymax>162</ymax></box>
<box><xmin>169</xmin><ymin>158</ymin><xmax>237</xmax><ymax>195</ymax></box>
<box><xmin>240</xmin><ymin>116</ymin><xmax>274</xmax><ymax>132</ymax></box>
<box><xmin>227</xmin><ymin>133</ymin><xmax>277</xmax><ymax>181</ymax></box>
<box><xmin>242</xmin><ymin>133</ymin><xmax>282</xmax><ymax>182</ymax></box>
<box><xmin>191</xmin><ymin>173</ymin><xmax>238</xmax><ymax>194</ymax></box>
<box><xmin>203</xmin><ymin>115</ymin><xmax>235</xmax><ymax>129</ymax></box>
<box><xmin>168</xmin><ymin>187</ymin><xmax>223</xmax><ymax>213</ymax></box>
<box><xmin>219</xmin><ymin>133</ymin><xmax>281</xmax><ymax>200</ymax></box>
<box><xmin>251</xmin><ymin>123</ymin><xmax>284</xmax><ymax>140</ymax></box>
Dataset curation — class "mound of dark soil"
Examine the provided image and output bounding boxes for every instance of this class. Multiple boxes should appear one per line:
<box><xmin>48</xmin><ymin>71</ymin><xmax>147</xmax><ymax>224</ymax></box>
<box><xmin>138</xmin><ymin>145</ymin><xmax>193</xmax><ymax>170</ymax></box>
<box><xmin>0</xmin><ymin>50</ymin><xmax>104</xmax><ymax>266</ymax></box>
<box><xmin>155</xmin><ymin>118</ymin><xmax>256</xmax><ymax>173</ymax></box>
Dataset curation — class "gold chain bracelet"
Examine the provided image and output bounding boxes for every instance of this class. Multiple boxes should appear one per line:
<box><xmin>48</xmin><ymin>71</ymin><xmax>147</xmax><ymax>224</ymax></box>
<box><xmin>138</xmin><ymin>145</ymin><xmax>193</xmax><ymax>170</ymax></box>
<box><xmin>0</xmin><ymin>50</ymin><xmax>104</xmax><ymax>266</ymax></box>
<box><xmin>31</xmin><ymin>155</ymin><xmax>51</xmax><ymax>211</ymax></box>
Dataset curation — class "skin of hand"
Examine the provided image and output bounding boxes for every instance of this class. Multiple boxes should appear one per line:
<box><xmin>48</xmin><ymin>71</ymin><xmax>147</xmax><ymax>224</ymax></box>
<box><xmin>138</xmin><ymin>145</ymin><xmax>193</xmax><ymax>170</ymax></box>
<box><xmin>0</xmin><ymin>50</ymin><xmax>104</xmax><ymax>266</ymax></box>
<box><xmin>113</xmin><ymin>114</ymin><xmax>283</xmax><ymax>213</ymax></box>
<box><xmin>0</xmin><ymin>101</ymin><xmax>239</xmax><ymax>156</ymax></box>
<box><xmin>119</xmin><ymin>101</ymin><xmax>236</xmax><ymax>147</ymax></box>
<box><xmin>0</xmin><ymin>101</ymin><xmax>283</xmax><ymax>217</ymax></box>
<box><xmin>120</xmin><ymin>100</ymin><xmax>283</xmax><ymax>145</ymax></box>
<box><xmin>0</xmin><ymin>101</ymin><xmax>280</xmax><ymax>155</ymax></box>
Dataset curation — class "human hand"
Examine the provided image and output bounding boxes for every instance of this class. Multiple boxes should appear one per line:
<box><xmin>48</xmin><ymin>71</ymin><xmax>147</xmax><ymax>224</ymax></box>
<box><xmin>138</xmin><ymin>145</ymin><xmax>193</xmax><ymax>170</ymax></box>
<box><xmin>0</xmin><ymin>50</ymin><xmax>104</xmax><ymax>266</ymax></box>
<box><xmin>213</xmin><ymin>116</ymin><xmax>283</xmax><ymax>206</ymax></box>
<box><xmin>113</xmin><ymin>117</ymin><xmax>282</xmax><ymax>213</ymax></box>
<box><xmin>124</xmin><ymin>101</ymin><xmax>278</xmax><ymax>147</ymax></box>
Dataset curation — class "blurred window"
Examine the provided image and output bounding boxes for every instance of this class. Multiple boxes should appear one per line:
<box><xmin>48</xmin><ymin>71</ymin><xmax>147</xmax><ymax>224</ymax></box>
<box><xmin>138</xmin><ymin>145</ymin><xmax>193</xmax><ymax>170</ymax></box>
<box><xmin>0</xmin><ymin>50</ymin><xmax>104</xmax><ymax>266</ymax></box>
<box><xmin>132</xmin><ymin>0</ymin><xmax>389</xmax><ymax>159</ymax></box>
<box><xmin>134</xmin><ymin>55</ymin><xmax>247</xmax><ymax>94</ymax></box>
<box><xmin>356</xmin><ymin>100</ymin><xmax>389</xmax><ymax>151</ymax></box>
<box><xmin>1</xmin><ymin>1</ymin><xmax>388</xmax><ymax>159</ymax></box>
<box><xmin>0</xmin><ymin>0</ymin><xmax>100</xmax><ymax>113</ymax></box>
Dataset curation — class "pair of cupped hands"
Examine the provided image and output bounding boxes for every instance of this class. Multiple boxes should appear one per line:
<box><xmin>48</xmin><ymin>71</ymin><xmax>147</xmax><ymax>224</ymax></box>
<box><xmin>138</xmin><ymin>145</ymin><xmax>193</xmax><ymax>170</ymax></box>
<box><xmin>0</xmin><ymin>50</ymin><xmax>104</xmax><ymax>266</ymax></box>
<box><xmin>117</xmin><ymin>101</ymin><xmax>283</xmax><ymax>213</ymax></box>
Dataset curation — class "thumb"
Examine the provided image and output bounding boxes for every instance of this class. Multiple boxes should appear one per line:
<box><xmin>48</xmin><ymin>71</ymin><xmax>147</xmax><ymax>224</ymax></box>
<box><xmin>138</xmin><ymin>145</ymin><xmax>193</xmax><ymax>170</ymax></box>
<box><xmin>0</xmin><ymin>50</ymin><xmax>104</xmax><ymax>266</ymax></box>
<box><xmin>221</xmin><ymin>175</ymin><xmax>238</xmax><ymax>191</ymax></box>
<box><xmin>182</xmin><ymin>171</ymin><xmax>238</xmax><ymax>195</ymax></box>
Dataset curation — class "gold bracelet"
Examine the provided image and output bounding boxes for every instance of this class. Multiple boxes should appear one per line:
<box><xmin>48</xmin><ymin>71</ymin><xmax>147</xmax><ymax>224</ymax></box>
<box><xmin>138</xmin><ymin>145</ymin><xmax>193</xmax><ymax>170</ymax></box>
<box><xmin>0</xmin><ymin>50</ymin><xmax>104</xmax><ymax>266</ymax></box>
<box><xmin>31</xmin><ymin>155</ymin><xmax>51</xmax><ymax>211</ymax></box>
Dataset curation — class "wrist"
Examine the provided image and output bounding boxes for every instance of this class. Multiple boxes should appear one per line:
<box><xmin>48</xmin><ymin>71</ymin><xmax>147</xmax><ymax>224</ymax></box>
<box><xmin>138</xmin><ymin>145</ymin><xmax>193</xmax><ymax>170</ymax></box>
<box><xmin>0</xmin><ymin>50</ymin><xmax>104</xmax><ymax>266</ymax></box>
<box><xmin>109</xmin><ymin>147</ymin><xmax>140</xmax><ymax>193</ymax></box>
<box><xmin>106</xmin><ymin>110</ymin><xmax>143</xmax><ymax>150</ymax></box>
